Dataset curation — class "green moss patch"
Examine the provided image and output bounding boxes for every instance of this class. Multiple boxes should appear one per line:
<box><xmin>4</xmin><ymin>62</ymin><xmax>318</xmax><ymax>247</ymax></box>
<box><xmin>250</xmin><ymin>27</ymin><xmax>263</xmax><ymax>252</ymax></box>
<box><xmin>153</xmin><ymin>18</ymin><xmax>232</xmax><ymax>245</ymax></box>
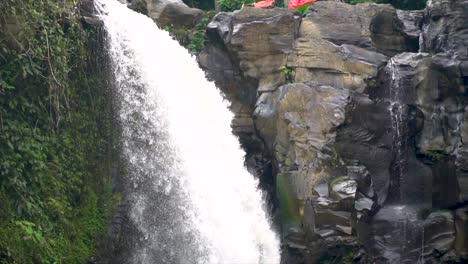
<box><xmin>277</xmin><ymin>173</ymin><xmax>303</xmax><ymax>226</ymax></box>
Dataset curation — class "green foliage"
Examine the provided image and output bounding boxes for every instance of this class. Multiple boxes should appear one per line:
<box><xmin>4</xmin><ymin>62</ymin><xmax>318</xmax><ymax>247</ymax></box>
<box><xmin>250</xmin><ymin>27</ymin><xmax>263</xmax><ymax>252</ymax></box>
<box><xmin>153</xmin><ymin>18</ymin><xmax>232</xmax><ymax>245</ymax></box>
<box><xmin>0</xmin><ymin>0</ymin><xmax>115</xmax><ymax>263</ymax></box>
<box><xmin>188</xmin><ymin>11</ymin><xmax>216</xmax><ymax>52</ymax></box>
<box><xmin>330</xmin><ymin>176</ymin><xmax>347</xmax><ymax>187</ymax></box>
<box><xmin>277</xmin><ymin>173</ymin><xmax>302</xmax><ymax>225</ymax></box>
<box><xmin>344</xmin><ymin>0</ymin><xmax>427</xmax><ymax>10</ymax></box>
<box><xmin>293</xmin><ymin>2</ymin><xmax>314</xmax><ymax>16</ymax></box>
<box><xmin>279</xmin><ymin>65</ymin><xmax>294</xmax><ymax>83</ymax></box>
<box><xmin>274</xmin><ymin>0</ymin><xmax>284</xmax><ymax>7</ymax></box>
<box><xmin>346</xmin><ymin>0</ymin><xmax>374</xmax><ymax>4</ymax></box>
<box><xmin>164</xmin><ymin>24</ymin><xmax>192</xmax><ymax>47</ymax></box>
<box><xmin>318</xmin><ymin>247</ymin><xmax>357</xmax><ymax>264</ymax></box>
<box><xmin>164</xmin><ymin>11</ymin><xmax>216</xmax><ymax>53</ymax></box>
<box><xmin>218</xmin><ymin>0</ymin><xmax>254</xmax><ymax>12</ymax></box>
<box><xmin>424</xmin><ymin>149</ymin><xmax>446</xmax><ymax>162</ymax></box>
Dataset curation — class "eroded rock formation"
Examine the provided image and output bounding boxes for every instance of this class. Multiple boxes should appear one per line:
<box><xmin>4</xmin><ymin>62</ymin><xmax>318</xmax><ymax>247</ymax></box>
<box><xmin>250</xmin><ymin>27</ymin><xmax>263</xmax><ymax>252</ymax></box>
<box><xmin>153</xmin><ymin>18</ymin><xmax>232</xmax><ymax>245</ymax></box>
<box><xmin>199</xmin><ymin>0</ymin><xmax>468</xmax><ymax>262</ymax></box>
<box><xmin>128</xmin><ymin>0</ymin><xmax>204</xmax><ymax>28</ymax></box>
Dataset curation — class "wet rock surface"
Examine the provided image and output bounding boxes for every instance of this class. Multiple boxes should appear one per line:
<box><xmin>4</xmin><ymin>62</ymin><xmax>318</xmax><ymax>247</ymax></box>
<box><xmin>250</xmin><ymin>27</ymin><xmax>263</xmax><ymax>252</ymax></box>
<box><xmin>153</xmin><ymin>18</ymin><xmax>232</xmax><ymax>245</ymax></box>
<box><xmin>199</xmin><ymin>0</ymin><xmax>468</xmax><ymax>263</ymax></box>
<box><xmin>305</xmin><ymin>1</ymin><xmax>421</xmax><ymax>56</ymax></box>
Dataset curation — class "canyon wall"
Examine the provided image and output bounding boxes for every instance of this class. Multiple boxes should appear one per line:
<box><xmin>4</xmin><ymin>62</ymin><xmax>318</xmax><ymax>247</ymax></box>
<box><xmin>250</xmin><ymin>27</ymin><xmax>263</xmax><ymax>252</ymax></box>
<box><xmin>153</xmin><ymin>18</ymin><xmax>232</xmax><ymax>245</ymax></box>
<box><xmin>199</xmin><ymin>1</ymin><xmax>468</xmax><ymax>262</ymax></box>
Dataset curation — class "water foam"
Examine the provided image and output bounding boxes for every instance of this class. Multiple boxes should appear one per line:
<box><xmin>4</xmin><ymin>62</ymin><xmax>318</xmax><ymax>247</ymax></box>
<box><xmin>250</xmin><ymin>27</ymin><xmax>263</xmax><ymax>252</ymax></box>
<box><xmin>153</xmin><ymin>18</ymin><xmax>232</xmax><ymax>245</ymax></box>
<box><xmin>96</xmin><ymin>1</ymin><xmax>280</xmax><ymax>263</ymax></box>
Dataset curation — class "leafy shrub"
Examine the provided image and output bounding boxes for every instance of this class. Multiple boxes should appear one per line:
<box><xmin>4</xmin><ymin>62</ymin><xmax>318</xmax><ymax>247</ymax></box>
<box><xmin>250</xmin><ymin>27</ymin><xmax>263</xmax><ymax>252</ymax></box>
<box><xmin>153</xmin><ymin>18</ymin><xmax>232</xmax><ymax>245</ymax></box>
<box><xmin>164</xmin><ymin>11</ymin><xmax>216</xmax><ymax>53</ymax></box>
<box><xmin>0</xmin><ymin>0</ymin><xmax>116</xmax><ymax>262</ymax></box>
<box><xmin>218</xmin><ymin>0</ymin><xmax>254</xmax><ymax>12</ymax></box>
<box><xmin>279</xmin><ymin>65</ymin><xmax>294</xmax><ymax>83</ymax></box>
<box><xmin>188</xmin><ymin>11</ymin><xmax>216</xmax><ymax>52</ymax></box>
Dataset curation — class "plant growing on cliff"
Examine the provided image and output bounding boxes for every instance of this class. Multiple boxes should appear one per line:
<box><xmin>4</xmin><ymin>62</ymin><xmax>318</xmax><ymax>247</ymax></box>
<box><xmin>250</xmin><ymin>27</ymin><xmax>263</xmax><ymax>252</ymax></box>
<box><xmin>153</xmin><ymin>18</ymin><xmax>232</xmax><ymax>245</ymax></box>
<box><xmin>188</xmin><ymin>11</ymin><xmax>216</xmax><ymax>52</ymax></box>
<box><xmin>279</xmin><ymin>65</ymin><xmax>294</xmax><ymax>83</ymax></box>
<box><xmin>0</xmin><ymin>0</ymin><xmax>115</xmax><ymax>262</ymax></box>
<box><xmin>424</xmin><ymin>149</ymin><xmax>446</xmax><ymax>162</ymax></box>
<box><xmin>218</xmin><ymin>0</ymin><xmax>254</xmax><ymax>11</ymax></box>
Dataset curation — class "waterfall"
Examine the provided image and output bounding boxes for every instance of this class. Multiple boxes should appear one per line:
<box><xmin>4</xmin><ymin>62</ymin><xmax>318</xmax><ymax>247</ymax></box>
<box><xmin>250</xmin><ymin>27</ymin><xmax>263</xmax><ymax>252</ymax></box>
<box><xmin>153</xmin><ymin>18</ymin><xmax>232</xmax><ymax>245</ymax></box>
<box><xmin>387</xmin><ymin>58</ymin><xmax>406</xmax><ymax>203</ymax></box>
<box><xmin>95</xmin><ymin>1</ymin><xmax>280</xmax><ymax>263</ymax></box>
<box><xmin>381</xmin><ymin>56</ymin><xmax>428</xmax><ymax>263</ymax></box>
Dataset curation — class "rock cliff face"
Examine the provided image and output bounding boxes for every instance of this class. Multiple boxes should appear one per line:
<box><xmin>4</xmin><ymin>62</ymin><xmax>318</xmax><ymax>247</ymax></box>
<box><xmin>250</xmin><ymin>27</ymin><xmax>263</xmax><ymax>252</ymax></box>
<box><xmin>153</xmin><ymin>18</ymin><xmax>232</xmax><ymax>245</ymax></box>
<box><xmin>199</xmin><ymin>1</ymin><xmax>468</xmax><ymax>263</ymax></box>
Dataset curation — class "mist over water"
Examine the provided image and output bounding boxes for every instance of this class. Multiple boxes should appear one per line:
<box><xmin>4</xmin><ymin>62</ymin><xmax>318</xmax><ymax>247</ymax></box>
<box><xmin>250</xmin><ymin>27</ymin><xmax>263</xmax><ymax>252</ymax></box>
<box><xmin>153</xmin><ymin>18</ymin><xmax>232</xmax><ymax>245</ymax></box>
<box><xmin>95</xmin><ymin>0</ymin><xmax>281</xmax><ymax>263</ymax></box>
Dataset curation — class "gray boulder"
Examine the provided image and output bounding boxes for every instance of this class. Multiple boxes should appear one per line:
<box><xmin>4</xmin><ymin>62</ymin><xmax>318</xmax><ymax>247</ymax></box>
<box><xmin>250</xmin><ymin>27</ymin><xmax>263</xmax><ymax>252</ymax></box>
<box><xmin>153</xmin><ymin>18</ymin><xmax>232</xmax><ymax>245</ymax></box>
<box><xmin>129</xmin><ymin>0</ymin><xmax>204</xmax><ymax>28</ymax></box>
<box><xmin>305</xmin><ymin>1</ymin><xmax>422</xmax><ymax>56</ymax></box>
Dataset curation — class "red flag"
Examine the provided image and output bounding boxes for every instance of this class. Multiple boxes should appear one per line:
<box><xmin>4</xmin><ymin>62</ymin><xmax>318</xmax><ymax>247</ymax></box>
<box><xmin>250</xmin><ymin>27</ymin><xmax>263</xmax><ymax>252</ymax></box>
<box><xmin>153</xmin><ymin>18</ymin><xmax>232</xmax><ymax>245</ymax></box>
<box><xmin>288</xmin><ymin>0</ymin><xmax>317</xmax><ymax>9</ymax></box>
<box><xmin>254</xmin><ymin>0</ymin><xmax>274</xmax><ymax>8</ymax></box>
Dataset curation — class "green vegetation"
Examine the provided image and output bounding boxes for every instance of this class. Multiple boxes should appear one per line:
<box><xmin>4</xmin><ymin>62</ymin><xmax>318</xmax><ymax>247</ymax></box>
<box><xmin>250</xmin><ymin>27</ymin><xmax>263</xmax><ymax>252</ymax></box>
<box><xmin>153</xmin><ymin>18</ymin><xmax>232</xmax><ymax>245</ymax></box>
<box><xmin>165</xmin><ymin>11</ymin><xmax>216</xmax><ymax>53</ymax></box>
<box><xmin>330</xmin><ymin>176</ymin><xmax>348</xmax><ymax>187</ymax></box>
<box><xmin>196</xmin><ymin>0</ymin><xmax>428</xmax><ymax>12</ymax></box>
<box><xmin>184</xmin><ymin>0</ymin><xmax>428</xmax><ymax>14</ymax></box>
<box><xmin>0</xmin><ymin>0</ymin><xmax>431</xmax><ymax>262</ymax></box>
<box><xmin>164</xmin><ymin>24</ymin><xmax>192</xmax><ymax>48</ymax></box>
<box><xmin>344</xmin><ymin>0</ymin><xmax>427</xmax><ymax>10</ymax></box>
<box><xmin>188</xmin><ymin>11</ymin><xmax>216</xmax><ymax>52</ymax></box>
<box><xmin>318</xmin><ymin>247</ymin><xmax>357</xmax><ymax>264</ymax></box>
<box><xmin>219</xmin><ymin>0</ymin><xmax>254</xmax><ymax>12</ymax></box>
<box><xmin>294</xmin><ymin>3</ymin><xmax>314</xmax><ymax>15</ymax></box>
<box><xmin>279</xmin><ymin>65</ymin><xmax>294</xmax><ymax>83</ymax></box>
<box><xmin>424</xmin><ymin>149</ymin><xmax>446</xmax><ymax>162</ymax></box>
<box><xmin>277</xmin><ymin>173</ymin><xmax>302</xmax><ymax>225</ymax></box>
<box><xmin>175</xmin><ymin>0</ymin><xmax>427</xmax><ymax>53</ymax></box>
<box><xmin>0</xmin><ymin>0</ymin><xmax>116</xmax><ymax>263</ymax></box>
<box><xmin>345</xmin><ymin>0</ymin><xmax>374</xmax><ymax>4</ymax></box>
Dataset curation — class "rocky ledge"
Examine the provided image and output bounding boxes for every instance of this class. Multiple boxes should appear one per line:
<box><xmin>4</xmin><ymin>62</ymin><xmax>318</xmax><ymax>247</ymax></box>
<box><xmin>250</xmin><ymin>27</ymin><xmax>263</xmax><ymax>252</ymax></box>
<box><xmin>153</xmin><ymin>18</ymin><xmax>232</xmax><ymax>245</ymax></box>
<box><xmin>199</xmin><ymin>0</ymin><xmax>468</xmax><ymax>263</ymax></box>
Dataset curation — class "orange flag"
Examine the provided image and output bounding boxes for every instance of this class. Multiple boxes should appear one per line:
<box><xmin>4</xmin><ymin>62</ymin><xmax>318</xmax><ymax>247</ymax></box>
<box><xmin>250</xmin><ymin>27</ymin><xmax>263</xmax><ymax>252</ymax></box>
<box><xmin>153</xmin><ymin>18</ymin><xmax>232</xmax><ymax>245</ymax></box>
<box><xmin>288</xmin><ymin>0</ymin><xmax>317</xmax><ymax>9</ymax></box>
<box><xmin>254</xmin><ymin>0</ymin><xmax>274</xmax><ymax>8</ymax></box>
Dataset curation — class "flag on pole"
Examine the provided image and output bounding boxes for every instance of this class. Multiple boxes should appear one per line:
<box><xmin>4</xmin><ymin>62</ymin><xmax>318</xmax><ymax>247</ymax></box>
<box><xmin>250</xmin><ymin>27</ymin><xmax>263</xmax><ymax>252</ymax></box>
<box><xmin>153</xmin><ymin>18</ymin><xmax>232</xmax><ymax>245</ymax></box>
<box><xmin>254</xmin><ymin>0</ymin><xmax>274</xmax><ymax>8</ymax></box>
<box><xmin>288</xmin><ymin>0</ymin><xmax>317</xmax><ymax>10</ymax></box>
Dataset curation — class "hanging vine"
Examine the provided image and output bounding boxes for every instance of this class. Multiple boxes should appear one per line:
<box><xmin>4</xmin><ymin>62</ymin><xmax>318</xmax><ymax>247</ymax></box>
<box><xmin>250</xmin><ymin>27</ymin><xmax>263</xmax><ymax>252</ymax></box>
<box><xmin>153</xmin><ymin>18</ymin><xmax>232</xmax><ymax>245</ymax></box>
<box><xmin>0</xmin><ymin>1</ymin><xmax>116</xmax><ymax>263</ymax></box>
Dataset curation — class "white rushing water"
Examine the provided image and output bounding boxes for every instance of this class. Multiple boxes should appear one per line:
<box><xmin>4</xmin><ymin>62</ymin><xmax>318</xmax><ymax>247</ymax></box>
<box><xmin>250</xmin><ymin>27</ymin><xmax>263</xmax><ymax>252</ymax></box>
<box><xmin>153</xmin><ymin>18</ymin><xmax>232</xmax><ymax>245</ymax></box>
<box><xmin>95</xmin><ymin>0</ymin><xmax>280</xmax><ymax>263</ymax></box>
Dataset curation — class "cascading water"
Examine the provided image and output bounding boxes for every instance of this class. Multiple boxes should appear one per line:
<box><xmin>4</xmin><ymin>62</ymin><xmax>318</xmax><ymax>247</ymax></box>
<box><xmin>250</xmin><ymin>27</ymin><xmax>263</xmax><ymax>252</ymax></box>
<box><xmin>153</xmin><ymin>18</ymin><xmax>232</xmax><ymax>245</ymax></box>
<box><xmin>95</xmin><ymin>1</ymin><xmax>280</xmax><ymax>263</ymax></box>
<box><xmin>380</xmin><ymin>56</ymin><xmax>427</xmax><ymax>264</ymax></box>
<box><xmin>387</xmin><ymin>57</ymin><xmax>406</xmax><ymax>203</ymax></box>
